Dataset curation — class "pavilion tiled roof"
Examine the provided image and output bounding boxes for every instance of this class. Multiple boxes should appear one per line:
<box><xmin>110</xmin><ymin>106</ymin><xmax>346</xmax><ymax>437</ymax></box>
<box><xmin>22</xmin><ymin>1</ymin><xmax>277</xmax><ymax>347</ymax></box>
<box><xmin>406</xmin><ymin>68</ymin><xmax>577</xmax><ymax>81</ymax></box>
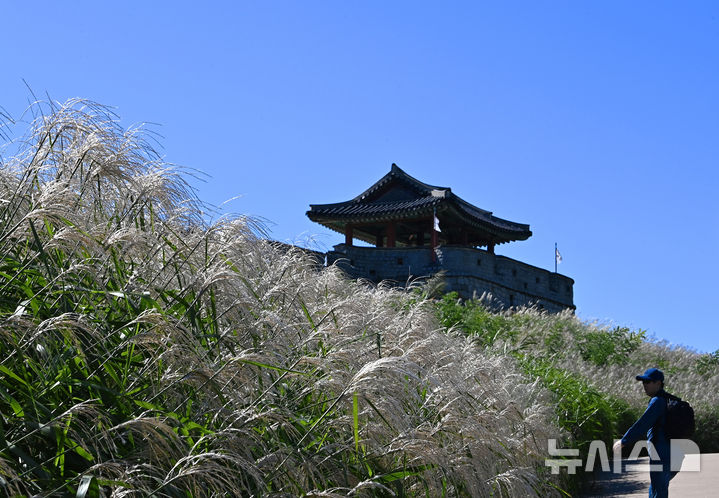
<box><xmin>307</xmin><ymin>164</ymin><xmax>532</xmax><ymax>245</ymax></box>
<box><xmin>307</xmin><ymin>195</ymin><xmax>441</xmax><ymax>219</ymax></box>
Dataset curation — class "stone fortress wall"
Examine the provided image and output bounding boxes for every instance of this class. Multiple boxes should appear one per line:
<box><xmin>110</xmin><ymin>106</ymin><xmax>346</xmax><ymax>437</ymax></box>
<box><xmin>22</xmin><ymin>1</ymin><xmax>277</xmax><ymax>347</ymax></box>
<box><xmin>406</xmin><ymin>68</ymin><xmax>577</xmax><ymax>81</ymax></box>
<box><xmin>326</xmin><ymin>243</ymin><xmax>574</xmax><ymax>312</ymax></box>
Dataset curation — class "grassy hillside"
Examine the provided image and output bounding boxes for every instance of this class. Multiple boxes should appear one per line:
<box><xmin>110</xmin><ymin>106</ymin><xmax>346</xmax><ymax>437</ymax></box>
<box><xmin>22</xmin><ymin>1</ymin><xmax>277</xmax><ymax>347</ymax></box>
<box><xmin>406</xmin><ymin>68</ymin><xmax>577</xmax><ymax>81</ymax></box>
<box><xmin>0</xmin><ymin>100</ymin><xmax>716</xmax><ymax>497</ymax></box>
<box><xmin>436</xmin><ymin>292</ymin><xmax>719</xmax><ymax>457</ymax></box>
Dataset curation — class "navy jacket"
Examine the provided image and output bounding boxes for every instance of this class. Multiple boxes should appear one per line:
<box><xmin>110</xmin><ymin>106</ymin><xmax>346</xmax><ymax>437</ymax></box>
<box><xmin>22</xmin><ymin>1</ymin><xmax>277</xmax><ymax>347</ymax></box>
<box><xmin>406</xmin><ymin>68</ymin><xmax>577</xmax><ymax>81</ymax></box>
<box><xmin>621</xmin><ymin>390</ymin><xmax>670</xmax><ymax>463</ymax></box>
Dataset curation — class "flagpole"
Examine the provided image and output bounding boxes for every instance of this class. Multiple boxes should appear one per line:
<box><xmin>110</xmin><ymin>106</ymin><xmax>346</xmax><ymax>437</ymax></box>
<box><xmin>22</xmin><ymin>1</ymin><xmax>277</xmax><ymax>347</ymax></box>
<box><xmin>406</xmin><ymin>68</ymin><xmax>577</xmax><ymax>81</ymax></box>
<box><xmin>554</xmin><ymin>242</ymin><xmax>557</xmax><ymax>273</ymax></box>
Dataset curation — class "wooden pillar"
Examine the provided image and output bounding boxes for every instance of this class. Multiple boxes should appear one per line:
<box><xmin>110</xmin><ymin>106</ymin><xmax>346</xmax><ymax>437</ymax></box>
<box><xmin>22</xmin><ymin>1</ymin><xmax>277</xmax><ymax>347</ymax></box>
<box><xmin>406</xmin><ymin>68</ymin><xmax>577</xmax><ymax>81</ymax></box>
<box><xmin>416</xmin><ymin>231</ymin><xmax>424</xmax><ymax>246</ymax></box>
<box><xmin>386</xmin><ymin>222</ymin><xmax>396</xmax><ymax>248</ymax></box>
<box><xmin>488</xmin><ymin>242</ymin><xmax>495</xmax><ymax>254</ymax></box>
<box><xmin>345</xmin><ymin>224</ymin><xmax>353</xmax><ymax>246</ymax></box>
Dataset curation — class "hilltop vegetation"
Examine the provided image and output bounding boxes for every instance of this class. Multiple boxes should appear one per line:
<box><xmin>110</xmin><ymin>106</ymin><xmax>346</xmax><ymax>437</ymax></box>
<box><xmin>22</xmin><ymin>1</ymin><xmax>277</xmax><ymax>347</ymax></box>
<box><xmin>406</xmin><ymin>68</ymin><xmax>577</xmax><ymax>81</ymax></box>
<box><xmin>0</xmin><ymin>100</ymin><xmax>716</xmax><ymax>497</ymax></box>
<box><xmin>436</xmin><ymin>292</ymin><xmax>719</xmax><ymax>465</ymax></box>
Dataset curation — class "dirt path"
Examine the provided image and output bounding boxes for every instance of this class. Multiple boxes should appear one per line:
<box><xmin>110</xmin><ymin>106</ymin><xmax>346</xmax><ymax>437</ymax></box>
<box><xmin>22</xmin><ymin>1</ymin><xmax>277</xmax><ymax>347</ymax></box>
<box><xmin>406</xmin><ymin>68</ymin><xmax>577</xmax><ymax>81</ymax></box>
<box><xmin>582</xmin><ymin>453</ymin><xmax>719</xmax><ymax>497</ymax></box>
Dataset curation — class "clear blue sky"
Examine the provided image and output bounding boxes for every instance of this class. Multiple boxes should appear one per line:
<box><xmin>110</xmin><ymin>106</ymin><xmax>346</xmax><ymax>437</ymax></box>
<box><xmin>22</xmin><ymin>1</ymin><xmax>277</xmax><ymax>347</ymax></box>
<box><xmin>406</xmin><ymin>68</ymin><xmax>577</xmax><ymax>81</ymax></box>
<box><xmin>2</xmin><ymin>2</ymin><xmax>717</xmax><ymax>352</ymax></box>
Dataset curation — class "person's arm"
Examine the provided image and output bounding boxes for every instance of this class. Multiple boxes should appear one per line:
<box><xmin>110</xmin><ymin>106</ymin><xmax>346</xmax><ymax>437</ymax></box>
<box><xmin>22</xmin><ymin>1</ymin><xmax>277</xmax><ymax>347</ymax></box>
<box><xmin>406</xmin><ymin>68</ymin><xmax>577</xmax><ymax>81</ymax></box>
<box><xmin>620</xmin><ymin>396</ymin><xmax>664</xmax><ymax>446</ymax></box>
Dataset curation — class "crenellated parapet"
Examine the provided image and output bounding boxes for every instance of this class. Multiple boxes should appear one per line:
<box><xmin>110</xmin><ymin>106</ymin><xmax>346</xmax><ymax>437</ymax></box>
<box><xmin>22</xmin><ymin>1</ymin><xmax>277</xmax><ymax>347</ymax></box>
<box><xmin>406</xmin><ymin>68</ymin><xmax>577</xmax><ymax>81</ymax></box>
<box><xmin>328</xmin><ymin>244</ymin><xmax>574</xmax><ymax>312</ymax></box>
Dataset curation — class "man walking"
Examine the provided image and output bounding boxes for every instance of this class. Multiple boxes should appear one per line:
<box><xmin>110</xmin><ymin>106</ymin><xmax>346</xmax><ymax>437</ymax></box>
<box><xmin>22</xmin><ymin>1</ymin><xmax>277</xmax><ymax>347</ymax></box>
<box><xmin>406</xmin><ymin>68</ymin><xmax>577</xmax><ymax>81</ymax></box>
<box><xmin>612</xmin><ymin>368</ymin><xmax>677</xmax><ymax>498</ymax></box>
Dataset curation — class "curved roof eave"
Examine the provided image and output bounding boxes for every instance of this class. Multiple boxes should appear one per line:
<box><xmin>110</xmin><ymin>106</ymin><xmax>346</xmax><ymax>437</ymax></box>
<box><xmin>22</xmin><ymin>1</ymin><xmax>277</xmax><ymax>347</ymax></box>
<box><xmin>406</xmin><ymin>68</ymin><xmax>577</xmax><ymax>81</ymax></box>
<box><xmin>309</xmin><ymin>200</ymin><xmax>531</xmax><ymax>242</ymax></box>
<box><xmin>437</xmin><ymin>200</ymin><xmax>531</xmax><ymax>240</ymax></box>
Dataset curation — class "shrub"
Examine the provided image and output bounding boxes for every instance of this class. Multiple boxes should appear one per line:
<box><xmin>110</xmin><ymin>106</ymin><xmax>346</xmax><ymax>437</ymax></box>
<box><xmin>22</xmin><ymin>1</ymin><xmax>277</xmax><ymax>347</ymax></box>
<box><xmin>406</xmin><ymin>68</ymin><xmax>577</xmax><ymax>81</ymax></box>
<box><xmin>436</xmin><ymin>292</ymin><xmax>510</xmax><ymax>346</ymax></box>
<box><xmin>577</xmin><ymin>327</ymin><xmax>645</xmax><ymax>366</ymax></box>
<box><xmin>695</xmin><ymin>350</ymin><xmax>719</xmax><ymax>376</ymax></box>
<box><xmin>692</xmin><ymin>404</ymin><xmax>719</xmax><ymax>453</ymax></box>
<box><xmin>514</xmin><ymin>356</ymin><xmax>639</xmax><ymax>496</ymax></box>
<box><xmin>516</xmin><ymin>357</ymin><xmax>626</xmax><ymax>453</ymax></box>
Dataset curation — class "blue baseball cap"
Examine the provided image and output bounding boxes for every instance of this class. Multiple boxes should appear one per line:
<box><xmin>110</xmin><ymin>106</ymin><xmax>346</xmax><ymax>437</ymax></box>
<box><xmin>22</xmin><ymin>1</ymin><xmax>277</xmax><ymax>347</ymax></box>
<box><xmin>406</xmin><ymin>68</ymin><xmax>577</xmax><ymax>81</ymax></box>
<box><xmin>636</xmin><ymin>367</ymin><xmax>664</xmax><ymax>382</ymax></box>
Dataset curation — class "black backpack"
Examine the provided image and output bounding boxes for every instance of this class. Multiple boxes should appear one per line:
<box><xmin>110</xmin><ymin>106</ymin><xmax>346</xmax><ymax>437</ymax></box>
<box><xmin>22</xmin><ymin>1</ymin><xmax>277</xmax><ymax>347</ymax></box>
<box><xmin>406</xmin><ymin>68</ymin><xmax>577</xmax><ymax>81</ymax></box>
<box><xmin>662</xmin><ymin>392</ymin><xmax>696</xmax><ymax>439</ymax></box>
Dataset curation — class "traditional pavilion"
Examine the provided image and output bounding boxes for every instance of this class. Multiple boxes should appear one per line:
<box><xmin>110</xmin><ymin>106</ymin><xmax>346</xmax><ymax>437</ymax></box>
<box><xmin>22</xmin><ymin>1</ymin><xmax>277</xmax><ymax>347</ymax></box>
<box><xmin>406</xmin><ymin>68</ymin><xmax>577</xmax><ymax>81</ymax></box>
<box><xmin>307</xmin><ymin>164</ymin><xmax>532</xmax><ymax>253</ymax></box>
<box><xmin>306</xmin><ymin>164</ymin><xmax>574</xmax><ymax>311</ymax></box>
